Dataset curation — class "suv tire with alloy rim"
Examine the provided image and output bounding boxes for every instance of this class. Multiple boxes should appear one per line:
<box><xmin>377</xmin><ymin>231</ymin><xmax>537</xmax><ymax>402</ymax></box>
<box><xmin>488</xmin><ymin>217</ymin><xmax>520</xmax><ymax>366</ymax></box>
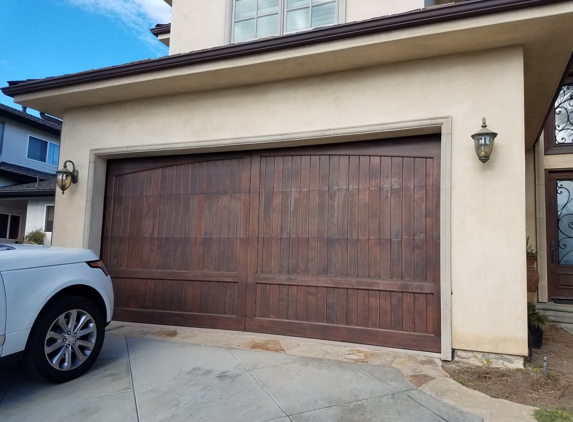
<box><xmin>24</xmin><ymin>295</ymin><xmax>105</xmax><ymax>383</ymax></box>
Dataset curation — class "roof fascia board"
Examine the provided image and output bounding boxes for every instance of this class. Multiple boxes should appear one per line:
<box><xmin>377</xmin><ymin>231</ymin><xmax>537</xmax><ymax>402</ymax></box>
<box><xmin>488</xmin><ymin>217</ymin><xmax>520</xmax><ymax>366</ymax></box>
<box><xmin>3</xmin><ymin>0</ymin><xmax>569</xmax><ymax>97</ymax></box>
<box><xmin>150</xmin><ymin>25</ymin><xmax>171</xmax><ymax>37</ymax></box>
<box><xmin>0</xmin><ymin>191</ymin><xmax>55</xmax><ymax>198</ymax></box>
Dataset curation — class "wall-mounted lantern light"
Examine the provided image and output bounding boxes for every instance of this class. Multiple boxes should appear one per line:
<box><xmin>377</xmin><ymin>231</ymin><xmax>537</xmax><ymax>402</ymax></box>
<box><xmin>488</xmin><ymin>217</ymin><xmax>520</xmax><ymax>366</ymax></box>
<box><xmin>56</xmin><ymin>160</ymin><xmax>78</xmax><ymax>195</ymax></box>
<box><xmin>471</xmin><ymin>118</ymin><xmax>498</xmax><ymax>163</ymax></box>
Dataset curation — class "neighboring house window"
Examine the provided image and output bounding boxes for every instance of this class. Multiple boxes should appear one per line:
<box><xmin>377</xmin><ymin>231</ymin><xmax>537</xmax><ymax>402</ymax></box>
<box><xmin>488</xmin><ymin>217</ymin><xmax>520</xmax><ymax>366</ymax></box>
<box><xmin>45</xmin><ymin>205</ymin><xmax>55</xmax><ymax>233</ymax></box>
<box><xmin>27</xmin><ymin>136</ymin><xmax>59</xmax><ymax>166</ymax></box>
<box><xmin>233</xmin><ymin>0</ymin><xmax>338</xmax><ymax>43</ymax></box>
<box><xmin>545</xmin><ymin>75</ymin><xmax>573</xmax><ymax>155</ymax></box>
<box><xmin>0</xmin><ymin>213</ymin><xmax>21</xmax><ymax>240</ymax></box>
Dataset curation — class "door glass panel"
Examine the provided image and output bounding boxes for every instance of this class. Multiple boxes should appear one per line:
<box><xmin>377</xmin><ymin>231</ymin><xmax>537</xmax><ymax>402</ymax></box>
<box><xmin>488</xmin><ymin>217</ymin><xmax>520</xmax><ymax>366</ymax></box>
<box><xmin>555</xmin><ymin>84</ymin><xmax>573</xmax><ymax>145</ymax></box>
<box><xmin>557</xmin><ymin>179</ymin><xmax>573</xmax><ymax>264</ymax></box>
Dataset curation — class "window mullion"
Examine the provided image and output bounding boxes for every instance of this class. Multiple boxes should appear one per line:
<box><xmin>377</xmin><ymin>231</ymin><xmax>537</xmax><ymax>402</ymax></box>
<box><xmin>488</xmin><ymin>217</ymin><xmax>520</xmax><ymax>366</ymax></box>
<box><xmin>280</xmin><ymin>0</ymin><xmax>285</xmax><ymax>35</ymax></box>
<box><xmin>254</xmin><ymin>0</ymin><xmax>258</xmax><ymax>39</ymax></box>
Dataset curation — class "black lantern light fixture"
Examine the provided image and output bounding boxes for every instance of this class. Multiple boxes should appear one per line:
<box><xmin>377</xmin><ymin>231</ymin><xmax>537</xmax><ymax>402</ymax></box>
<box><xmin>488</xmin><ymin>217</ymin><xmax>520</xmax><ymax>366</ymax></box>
<box><xmin>471</xmin><ymin>118</ymin><xmax>498</xmax><ymax>164</ymax></box>
<box><xmin>56</xmin><ymin>160</ymin><xmax>78</xmax><ymax>195</ymax></box>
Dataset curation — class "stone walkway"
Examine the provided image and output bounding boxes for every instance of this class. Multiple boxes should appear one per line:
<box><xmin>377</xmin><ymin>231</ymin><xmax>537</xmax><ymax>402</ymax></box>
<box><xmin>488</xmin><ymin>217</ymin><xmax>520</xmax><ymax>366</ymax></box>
<box><xmin>0</xmin><ymin>321</ymin><xmax>536</xmax><ymax>422</ymax></box>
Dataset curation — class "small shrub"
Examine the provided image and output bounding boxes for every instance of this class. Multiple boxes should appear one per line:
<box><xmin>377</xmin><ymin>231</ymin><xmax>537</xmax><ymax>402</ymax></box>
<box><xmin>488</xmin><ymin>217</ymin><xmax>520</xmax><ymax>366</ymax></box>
<box><xmin>528</xmin><ymin>302</ymin><xmax>551</xmax><ymax>330</ymax></box>
<box><xmin>24</xmin><ymin>228</ymin><xmax>46</xmax><ymax>245</ymax></box>
<box><xmin>534</xmin><ymin>407</ymin><xmax>573</xmax><ymax>422</ymax></box>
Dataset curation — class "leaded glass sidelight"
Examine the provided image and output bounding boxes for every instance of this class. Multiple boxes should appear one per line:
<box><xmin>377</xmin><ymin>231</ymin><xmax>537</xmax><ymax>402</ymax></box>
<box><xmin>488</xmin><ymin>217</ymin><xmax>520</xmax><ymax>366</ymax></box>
<box><xmin>557</xmin><ymin>179</ymin><xmax>573</xmax><ymax>265</ymax></box>
<box><xmin>555</xmin><ymin>84</ymin><xmax>573</xmax><ymax>145</ymax></box>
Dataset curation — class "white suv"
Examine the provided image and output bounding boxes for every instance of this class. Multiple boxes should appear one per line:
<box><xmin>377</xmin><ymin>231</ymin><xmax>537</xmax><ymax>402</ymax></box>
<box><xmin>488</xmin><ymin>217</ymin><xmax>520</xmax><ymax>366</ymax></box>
<box><xmin>0</xmin><ymin>245</ymin><xmax>114</xmax><ymax>383</ymax></box>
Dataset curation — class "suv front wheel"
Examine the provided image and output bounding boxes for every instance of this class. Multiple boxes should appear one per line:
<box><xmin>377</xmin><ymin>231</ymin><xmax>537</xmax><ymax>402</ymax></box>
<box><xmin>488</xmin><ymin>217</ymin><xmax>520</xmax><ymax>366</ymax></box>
<box><xmin>24</xmin><ymin>295</ymin><xmax>105</xmax><ymax>383</ymax></box>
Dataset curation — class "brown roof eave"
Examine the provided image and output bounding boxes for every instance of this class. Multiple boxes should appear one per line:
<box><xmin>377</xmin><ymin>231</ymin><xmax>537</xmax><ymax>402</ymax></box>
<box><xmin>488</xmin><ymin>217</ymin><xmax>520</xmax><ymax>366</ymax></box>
<box><xmin>2</xmin><ymin>0</ymin><xmax>570</xmax><ymax>98</ymax></box>
<box><xmin>150</xmin><ymin>24</ymin><xmax>171</xmax><ymax>37</ymax></box>
<box><xmin>0</xmin><ymin>191</ymin><xmax>55</xmax><ymax>198</ymax></box>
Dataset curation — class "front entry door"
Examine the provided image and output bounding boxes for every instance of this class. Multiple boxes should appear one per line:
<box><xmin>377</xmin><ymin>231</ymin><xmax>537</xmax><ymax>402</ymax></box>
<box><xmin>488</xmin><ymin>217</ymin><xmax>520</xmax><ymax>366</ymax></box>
<box><xmin>546</xmin><ymin>170</ymin><xmax>573</xmax><ymax>301</ymax></box>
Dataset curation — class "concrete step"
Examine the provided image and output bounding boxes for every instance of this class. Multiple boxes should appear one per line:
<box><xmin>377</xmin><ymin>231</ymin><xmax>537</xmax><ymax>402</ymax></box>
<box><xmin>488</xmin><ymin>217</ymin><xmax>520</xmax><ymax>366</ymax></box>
<box><xmin>540</xmin><ymin>311</ymin><xmax>573</xmax><ymax>324</ymax></box>
<box><xmin>536</xmin><ymin>302</ymin><xmax>573</xmax><ymax>326</ymax></box>
<box><xmin>535</xmin><ymin>302</ymin><xmax>573</xmax><ymax>313</ymax></box>
<box><xmin>556</xmin><ymin>323</ymin><xmax>573</xmax><ymax>335</ymax></box>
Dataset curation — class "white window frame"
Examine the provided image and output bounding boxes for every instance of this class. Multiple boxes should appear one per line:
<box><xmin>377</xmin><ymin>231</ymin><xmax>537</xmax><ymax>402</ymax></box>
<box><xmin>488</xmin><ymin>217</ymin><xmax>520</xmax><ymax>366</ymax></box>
<box><xmin>44</xmin><ymin>204</ymin><xmax>55</xmax><ymax>233</ymax></box>
<box><xmin>26</xmin><ymin>135</ymin><xmax>60</xmax><ymax>166</ymax></box>
<box><xmin>227</xmin><ymin>0</ymin><xmax>346</xmax><ymax>44</ymax></box>
<box><xmin>0</xmin><ymin>213</ymin><xmax>21</xmax><ymax>240</ymax></box>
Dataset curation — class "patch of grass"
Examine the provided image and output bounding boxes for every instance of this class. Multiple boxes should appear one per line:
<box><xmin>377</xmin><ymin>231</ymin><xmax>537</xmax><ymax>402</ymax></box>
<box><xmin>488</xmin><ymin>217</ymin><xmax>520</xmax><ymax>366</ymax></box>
<box><xmin>534</xmin><ymin>407</ymin><xmax>573</xmax><ymax>422</ymax></box>
<box><xmin>545</xmin><ymin>372</ymin><xmax>561</xmax><ymax>386</ymax></box>
<box><xmin>454</xmin><ymin>377</ymin><xmax>469</xmax><ymax>387</ymax></box>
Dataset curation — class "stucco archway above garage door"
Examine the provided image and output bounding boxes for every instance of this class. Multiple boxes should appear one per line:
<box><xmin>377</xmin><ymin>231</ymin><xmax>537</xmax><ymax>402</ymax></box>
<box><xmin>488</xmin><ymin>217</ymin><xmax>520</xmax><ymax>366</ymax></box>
<box><xmin>102</xmin><ymin>136</ymin><xmax>441</xmax><ymax>353</ymax></box>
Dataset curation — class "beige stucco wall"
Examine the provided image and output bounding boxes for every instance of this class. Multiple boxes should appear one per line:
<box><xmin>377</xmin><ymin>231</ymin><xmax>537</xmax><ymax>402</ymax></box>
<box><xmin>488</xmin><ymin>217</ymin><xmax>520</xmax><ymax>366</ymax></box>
<box><xmin>346</xmin><ymin>0</ymin><xmax>424</xmax><ymax>22</ymax></box>
<box><xmin>169</xmin><ymin>0</ymin><xmax>427</xmax><ymax>55</ymax></box>
<box><xmin>55</xmin><ymin>46</ymin><xmax>527</xmax><ymax>356</ymax></box>
<box><xmin>170</xmin><ymin>0</ymin><xmax>228</xmax><ymax>54</ymax></box>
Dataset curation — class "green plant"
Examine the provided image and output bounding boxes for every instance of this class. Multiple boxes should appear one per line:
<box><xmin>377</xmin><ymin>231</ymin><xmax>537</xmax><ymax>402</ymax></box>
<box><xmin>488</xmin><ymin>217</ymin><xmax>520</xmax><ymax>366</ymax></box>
<box><xmin>528</xmin><ymin>302</ymin><xmax>551</xmax><ymax>330</ymax></box>
<box><xmin>24</xmin><ymin>228</ymin><xmax>46</xmax><ymax>245</ymax></box>
<box><xmin>533</xmin><ymin>407</ymin><xmax>573</xmax><ymax>422</ymax></box>
<box><xmin>454</xmin><ymin>378</ymin><xmax>469</xmax><ymax>387</ymax></box>
<box><xmin>527</xmin><ymin>236</ymin><xmax>537</xmax><ymax>258</ymax></box>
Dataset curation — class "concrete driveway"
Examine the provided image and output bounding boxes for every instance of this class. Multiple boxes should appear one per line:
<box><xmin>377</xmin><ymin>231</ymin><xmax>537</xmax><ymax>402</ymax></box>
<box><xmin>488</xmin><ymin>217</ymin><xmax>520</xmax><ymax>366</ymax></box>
<box><xmin>0</xmin><ymin>323</ymin><xmax>528</xmax><ymax>422</ymax></box>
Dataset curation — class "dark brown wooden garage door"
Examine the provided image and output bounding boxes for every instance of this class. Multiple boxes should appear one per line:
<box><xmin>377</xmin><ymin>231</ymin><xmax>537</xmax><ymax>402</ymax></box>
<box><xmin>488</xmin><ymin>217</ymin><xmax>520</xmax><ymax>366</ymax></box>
<box><xmin>102</xmin><ymin>136</ymin><xmax>441</xmax><ymax>352</ymax></box>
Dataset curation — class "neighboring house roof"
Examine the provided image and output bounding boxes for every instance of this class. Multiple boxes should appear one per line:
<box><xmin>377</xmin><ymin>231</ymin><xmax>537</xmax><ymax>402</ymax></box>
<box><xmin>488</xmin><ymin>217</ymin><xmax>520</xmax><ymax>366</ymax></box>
<box><xmin>150</xmin><ymin>23</ymin><xmax>170</xmax><ymax>37</ymax></box>
<box><xmin>0</xmin><ymin>176</ymin><xmax>56</xmax><ymax>197</ymax></box>
<box><xmin>2</xmin><ymin>0</ymin><xmax>567</xmax><ymax>97</ymax></box>
<box><xmin>0</xmin><ymin>103</ymin><xmax>61</xmax><ymax>135</ymax></box>
<box><xmin>0</xmin><ymin>162</ymin><xmax>55</xmax><ymax>184</ymax></box>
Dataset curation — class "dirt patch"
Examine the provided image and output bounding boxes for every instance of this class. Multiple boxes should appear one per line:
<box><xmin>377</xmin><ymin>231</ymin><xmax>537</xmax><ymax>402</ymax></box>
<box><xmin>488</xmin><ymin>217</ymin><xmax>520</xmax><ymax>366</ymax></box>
<box><xmin>407</xmin><ymin>374</ymin><xmax>436</xmax><ymax>388</ymax></box>
<box><xmin>153</xmin><ymin>329</ymin><xmax>178</xmax><ymax>338</ymax></box>
<box><xmin>246</xmin><ymin>339</ymin><xmax>286</xmax><ymax>353</ymax></box>
<box><xmin>343</xmin><ymin>349</ymin><xmax>372</xmax><ymax>363</ymax></box>
<box><xmin>443</xmin><ymin>325</ymin><xmax>573</xmax><ymax>410</ymax></box>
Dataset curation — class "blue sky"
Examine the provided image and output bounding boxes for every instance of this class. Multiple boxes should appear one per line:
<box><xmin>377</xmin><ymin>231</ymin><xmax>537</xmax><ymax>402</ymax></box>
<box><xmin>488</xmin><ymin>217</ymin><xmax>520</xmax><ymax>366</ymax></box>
<box><xmin>0</xmin><ymin>0</ymin><xmax>171</xmax><ymax>114</ymax></box>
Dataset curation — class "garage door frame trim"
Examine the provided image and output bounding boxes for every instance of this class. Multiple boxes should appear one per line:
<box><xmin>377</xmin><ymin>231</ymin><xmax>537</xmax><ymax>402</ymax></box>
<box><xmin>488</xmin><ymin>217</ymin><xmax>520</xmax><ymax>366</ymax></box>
<box><xmin>84</xmin><ymin>116</ymin><xmax>453</xmax><ymax>360</ymax></box>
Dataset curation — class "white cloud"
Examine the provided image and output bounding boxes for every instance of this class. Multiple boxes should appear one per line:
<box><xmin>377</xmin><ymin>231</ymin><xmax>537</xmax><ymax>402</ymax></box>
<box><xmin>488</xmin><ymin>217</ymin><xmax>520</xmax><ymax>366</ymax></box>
<box><xmin>67</xmin><ymin>0</ymin><xmax>171</xmax><ymax>50</ymax></box>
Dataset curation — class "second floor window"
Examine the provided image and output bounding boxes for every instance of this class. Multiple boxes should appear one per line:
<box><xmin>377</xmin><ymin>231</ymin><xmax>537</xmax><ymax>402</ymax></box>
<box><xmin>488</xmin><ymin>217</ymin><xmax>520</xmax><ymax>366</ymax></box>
<box><xmin>233</xmin><ymin>0</ymin><xmax>337</xmax><ymax>43</ymax></box>
<box><xmin>27</xmin><ymin>136</ymin><xmax>59</xmax><ymax>166</ymax></box>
